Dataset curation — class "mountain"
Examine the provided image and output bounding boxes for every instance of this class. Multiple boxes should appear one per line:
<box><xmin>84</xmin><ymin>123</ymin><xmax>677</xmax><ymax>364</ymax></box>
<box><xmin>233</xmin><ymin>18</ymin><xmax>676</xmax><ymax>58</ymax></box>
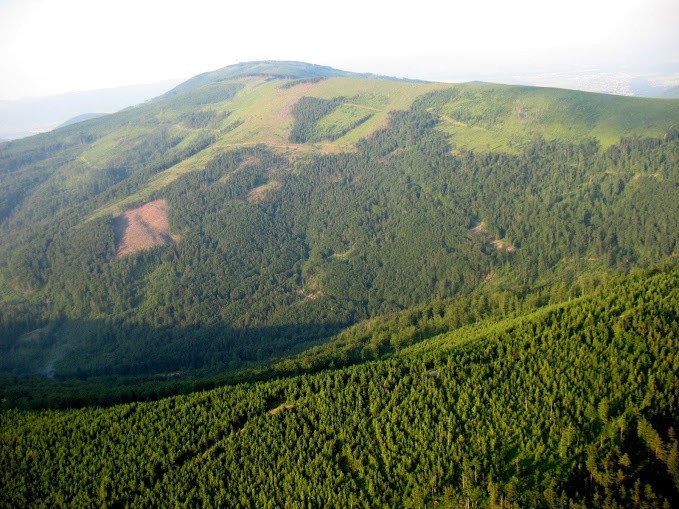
<box><xmin>162</xmin><ymin>60</ymin><xmax>372</xmax><ymax>97</ymax></box>
<box><xmin>57</xmin><ymin>113</ymin><xmax>108</xmax><ymax>128</ymax></box>
<box><xmin>1</xmin><ymin>59</ymin><xmax>678</xmax><ymax>507</ymax></box>
<box><xmin>629</xmin><ymin>78</ymin><xmax>679</xmax><ymax>99</ymax></box>
<box><xmin>2</xmin><ymin>267</ymin><xmax>677</xmax><ymax>506</ymax></box>
<box><xmin>0</xmin><ymin>61</ymin><xmax>678</xmax><ymax>381</ymax></box>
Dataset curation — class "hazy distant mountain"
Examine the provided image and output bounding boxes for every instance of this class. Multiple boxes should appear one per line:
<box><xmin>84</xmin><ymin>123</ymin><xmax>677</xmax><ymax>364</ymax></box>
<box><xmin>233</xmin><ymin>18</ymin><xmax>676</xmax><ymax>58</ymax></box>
<box><xmin>57</xmin><ymin>113</ymin><xmax>107</xmax><ymax>128</ymax></box>
<box><xmin>477</xmin><ymin>67</ymin><xmax>679</xmax><ymax>98</ymax></box>
<box><xmin>0</xmin><ymin>79</ymin><xmax>182</xmax><ymax>140</ymax></box>
<box><xmin>663</xmin><ymin>85</ymin><xmax>679</xmax><ymax>98</ymax></box>
<box><xmin>628</xmin><ymin>77</ymin><xmax>679</xmax><ymax>98</ymax></box>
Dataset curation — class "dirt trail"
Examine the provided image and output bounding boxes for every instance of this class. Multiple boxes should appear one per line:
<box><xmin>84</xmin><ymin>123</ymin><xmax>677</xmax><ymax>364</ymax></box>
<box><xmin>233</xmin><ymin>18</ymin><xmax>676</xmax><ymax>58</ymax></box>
<box><xmin>344</xmin><ymin>102</ymin><xmax>383</xmax><ymax>112</ymax></box>
<box><xmin>439</xmin><ymin>114</ymin><xmax>468</xmax><ymax>127</ymax></box>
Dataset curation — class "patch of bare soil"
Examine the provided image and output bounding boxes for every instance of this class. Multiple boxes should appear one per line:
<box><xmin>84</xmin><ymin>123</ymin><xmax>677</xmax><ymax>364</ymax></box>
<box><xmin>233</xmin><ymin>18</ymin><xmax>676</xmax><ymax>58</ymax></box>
<box><xmin>113</xmin><ymin>199</ymin><xmax>176</xmax><ymax>257</ymax></box>
<box><xmin>470</xmin><ymin>221</ymin><xmax>516</xmax><ymax>252</ymax></box>
<box><xmin>302</xmin><ymin>290</ymin><xmax>323</xmax><ymax>301</ymax></box>
<box><xmin>247</xmin><ymin>180</ymin><xmax>281</xmax><ymax>203</ymax></box>
<box><xmin>471</xmin><ymin>221</ymin><xmax>486</xmax><ymax>234</ymax></box>
<box><xmin>492</xmin><ymin>239</ymin><xmax>516</xmax><ymax>252</ymax></box>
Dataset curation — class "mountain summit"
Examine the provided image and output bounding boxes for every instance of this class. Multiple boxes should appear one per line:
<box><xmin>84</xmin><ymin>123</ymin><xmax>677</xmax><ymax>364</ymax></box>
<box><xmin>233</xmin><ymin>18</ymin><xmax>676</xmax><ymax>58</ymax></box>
<box><xmin>164</xmin><ymin>60</ymin><xmax>366</xmax><ymax>96</ymax></box>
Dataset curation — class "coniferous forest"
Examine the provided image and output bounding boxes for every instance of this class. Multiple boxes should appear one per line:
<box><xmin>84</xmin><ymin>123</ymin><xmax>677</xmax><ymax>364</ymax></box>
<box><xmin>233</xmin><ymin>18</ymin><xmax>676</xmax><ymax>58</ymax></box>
<box><xmin>2</xmin><ymin>268</ymin><xmax>678</xmax><ymax>507</ymax></box>
<box><xmin>0</xmin><ymin>61</ymin><xmax>678</xmax><ymax>506</ymax></box>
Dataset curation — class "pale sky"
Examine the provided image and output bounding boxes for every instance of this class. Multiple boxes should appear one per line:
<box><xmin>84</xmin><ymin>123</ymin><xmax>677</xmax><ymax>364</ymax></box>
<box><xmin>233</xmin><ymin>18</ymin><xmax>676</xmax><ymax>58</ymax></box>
<box><xmin>0</xmin><ymin>0</ymin><xmax>678</xmax><ymax>100</ymax></box>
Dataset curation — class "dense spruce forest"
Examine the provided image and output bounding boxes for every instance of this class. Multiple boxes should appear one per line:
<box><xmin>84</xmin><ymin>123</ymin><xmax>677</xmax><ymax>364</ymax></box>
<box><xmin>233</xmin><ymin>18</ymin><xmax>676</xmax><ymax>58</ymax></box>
<box><xmin>0</xmin><ymin>62</ymin><xmax>678</xmax><ymax>506</ymax></box>
<box><xmin>1</xmin><ymin>268</ymin><xmax>677</xmax><ymax>507</ymax></box>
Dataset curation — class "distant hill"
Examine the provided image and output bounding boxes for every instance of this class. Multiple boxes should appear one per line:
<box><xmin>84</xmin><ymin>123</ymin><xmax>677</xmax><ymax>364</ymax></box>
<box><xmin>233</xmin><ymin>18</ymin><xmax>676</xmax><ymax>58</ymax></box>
<box><xmin>663</xmin><ymin>85</ymin><xmax>679</xmax><ymax>98</ymax></box>
<box><xmin>164</xmin><ymin>60</ymin><xmax>358</xmax><ymax>96</ymax></box>
<box><xmin>431</xmin><ymin>81</ymin><xmax>679</xmax><ymax>152</ymax></box>
<box><xmin>57</xmin><ymin>112</ymin><xmax>107</xmax><ymax>128</ymax></box>
<box><xmin>629</xmin><ymin>77</ymin><xmax>679</xmax><ymax>98</ymax></box>
<box><xmin>161</xmin><ymin>60</ymin><xmax>414</xmax><ymax>98</ymax></box>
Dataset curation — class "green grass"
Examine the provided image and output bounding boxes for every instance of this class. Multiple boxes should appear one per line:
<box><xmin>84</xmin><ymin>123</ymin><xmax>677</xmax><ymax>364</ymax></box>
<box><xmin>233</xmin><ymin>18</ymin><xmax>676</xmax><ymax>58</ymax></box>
<box><xmin>314</xmin><ymin>103</ymin><xmax>374</xmax><ymax>140</ymax></box>
<box><xmin>74</xmin><ymin>76</ymin><xmax>678</xmax><ymax>220</ymax></box>
<box><xmin>307</xmin><ymin>78</ymin><xmax>448</xmax><ymax>145</ymax></box>
<box><xmin>86</xmin><ymin>78</ymin><xmax>446</xmax><ymax>219</ymax></box>
<box><xmin>430</xmin><ymin>83</ymin><xmax>679</xmax><ymax>152</ymax></box>
<box><xmin>79</xmin><ymin>127</ymin><xmax>150</xmax><ymax>168</ymax></box>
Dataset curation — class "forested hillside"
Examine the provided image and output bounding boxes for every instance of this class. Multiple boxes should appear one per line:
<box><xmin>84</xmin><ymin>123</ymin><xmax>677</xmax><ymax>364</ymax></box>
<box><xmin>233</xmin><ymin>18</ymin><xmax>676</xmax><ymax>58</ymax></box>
<box><xmin>2</xmin><ymin>268</ymin><xmax>677</xmax><ymax>507</ymax></box>
<box><xmin>1</xmin><ymin>60</ymin><xmax>678</xmax><ymax>507</ymax></box>
<box><xmin>0</xmin><ymin>62</ymin><xmax>677</xmax><ymax>380</ymax></box>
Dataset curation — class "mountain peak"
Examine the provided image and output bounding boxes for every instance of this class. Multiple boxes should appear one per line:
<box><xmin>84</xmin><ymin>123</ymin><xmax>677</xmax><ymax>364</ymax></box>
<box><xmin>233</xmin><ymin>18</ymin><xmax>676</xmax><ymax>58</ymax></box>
<box><xmin>164</xmin><ymin>60</ymin><xmax>424</xmax><ymax>97</ymax></box>
<box><xmin>165</xmin><ymin>61</ymin><xmax>357</xmax><ymax>96</ymax></box>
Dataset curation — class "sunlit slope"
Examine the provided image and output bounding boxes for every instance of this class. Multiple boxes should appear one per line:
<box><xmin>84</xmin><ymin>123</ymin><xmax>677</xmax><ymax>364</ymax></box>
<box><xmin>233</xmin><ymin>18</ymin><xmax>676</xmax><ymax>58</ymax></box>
<box><xmin>3</xmin><ymin>62</ymin><xmax>677</xmax><ymax>226</ymax></box>
<box><xmin>1</xmin><ymin>61</ymin><xmax>678</xmax><ymax>382</ymax></box>
<box><xmin>426</xmin><ymin>83</ymin><xmax>679</xmax><ymax>153</ymax></box>
<box><xmin>88</xmin><ymin>79</ymin><xmax>679</xmax><ymax>218</ymax></box>
<box><xmin>89</xmin><ymin>77</ymin><xmax>447</xmax><ymax>218</ymax></box>
<box><xmin>163</xmin><ymin>60</ymin><xmax>360</xmax><ymax>96</ymax></box>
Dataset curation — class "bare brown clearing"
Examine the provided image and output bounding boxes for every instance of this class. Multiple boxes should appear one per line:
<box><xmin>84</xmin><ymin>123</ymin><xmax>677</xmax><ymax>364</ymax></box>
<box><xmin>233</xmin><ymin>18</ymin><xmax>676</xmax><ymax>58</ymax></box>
<box><xmin>302</xmin><ymin>290</ymin><xmax>323</xmax><ymax>301</ymax></box>
<box><xmin>471</xmin><ymin>222</ymin><xmax>486</xmax><ymax>234</ymax></box>
<box><xmin>492</xmin><ymin>239</ymin><xmax>515</xmax><ymax>252</ymax></box>
<box><xmin>113</xmin><ymin>199</ymin><xmax>176</xmax><ymax>257</ymax></box>
<box><xmin>471</xmin><ymin>221</ymin><xmax>515</xmax><ymax>252</ymax></box>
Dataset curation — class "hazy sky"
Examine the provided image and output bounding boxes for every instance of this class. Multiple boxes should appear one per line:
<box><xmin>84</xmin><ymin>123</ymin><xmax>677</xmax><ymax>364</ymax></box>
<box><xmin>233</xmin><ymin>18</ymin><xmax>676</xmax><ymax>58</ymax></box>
<box><xmin>0</xmin><ymin>0</ymin><xmax>678</xmax><ymax>100</ymax></box>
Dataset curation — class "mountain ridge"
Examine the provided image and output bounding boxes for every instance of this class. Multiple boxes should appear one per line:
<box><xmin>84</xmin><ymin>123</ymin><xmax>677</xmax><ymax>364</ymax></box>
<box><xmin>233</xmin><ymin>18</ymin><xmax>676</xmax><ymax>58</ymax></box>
<box><xmin>161</xmin><ymin>60</ymin><xmax>426</xmax><ymax>97</ymax></box>
<box><xmin>4</xmin><ymin>61</ymin><xmax>676</xmax><ymax>228</ymax></box>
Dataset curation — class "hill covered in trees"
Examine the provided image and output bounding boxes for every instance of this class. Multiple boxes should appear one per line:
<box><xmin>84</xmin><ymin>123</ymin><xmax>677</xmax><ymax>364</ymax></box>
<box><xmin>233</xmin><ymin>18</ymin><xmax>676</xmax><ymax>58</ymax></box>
<box><xmin>2</xmin><ymin>267</ymin><xmax>677</xmax><ymax>507</ymax></box>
